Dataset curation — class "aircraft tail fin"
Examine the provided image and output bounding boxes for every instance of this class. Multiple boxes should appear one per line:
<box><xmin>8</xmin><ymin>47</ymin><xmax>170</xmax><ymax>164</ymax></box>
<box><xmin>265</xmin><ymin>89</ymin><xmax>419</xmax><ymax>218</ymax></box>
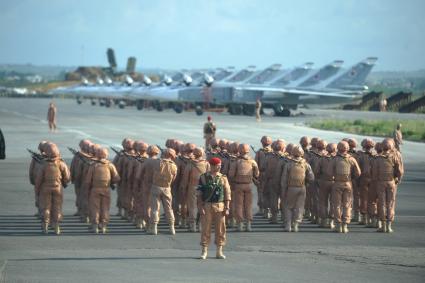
<box><xmin>326</xmin><ymin>57</ymin><xmax>377</xmax><ymax>89</ymax></box>
<box><xmin>298</xmin><ymin>60</ymin><xmax>344</xmax><ymax>87</ymax></box>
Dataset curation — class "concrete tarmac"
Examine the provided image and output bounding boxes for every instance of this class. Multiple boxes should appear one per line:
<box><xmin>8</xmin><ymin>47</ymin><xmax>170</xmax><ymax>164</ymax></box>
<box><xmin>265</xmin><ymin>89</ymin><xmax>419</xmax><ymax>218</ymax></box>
<box><xmin>0</xmin><ymin>98</ymin><xmax>424</xmax><ymax>282</ymax></box>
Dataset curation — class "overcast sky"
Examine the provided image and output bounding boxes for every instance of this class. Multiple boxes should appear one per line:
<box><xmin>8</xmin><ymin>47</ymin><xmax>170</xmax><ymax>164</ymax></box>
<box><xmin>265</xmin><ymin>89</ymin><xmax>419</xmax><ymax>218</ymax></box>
<box><xmin>0</xmin><ymin>0</ymin><xmax>424</xmax><ymax>71</ymax></box>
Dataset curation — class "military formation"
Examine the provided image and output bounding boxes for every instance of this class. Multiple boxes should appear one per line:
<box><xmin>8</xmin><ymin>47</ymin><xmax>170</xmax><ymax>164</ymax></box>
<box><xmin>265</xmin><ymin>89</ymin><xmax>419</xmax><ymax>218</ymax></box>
<box><xmin>28</xmin><ymin>124</ymin><xmax>404</xmax><ymax>259</ymax></box>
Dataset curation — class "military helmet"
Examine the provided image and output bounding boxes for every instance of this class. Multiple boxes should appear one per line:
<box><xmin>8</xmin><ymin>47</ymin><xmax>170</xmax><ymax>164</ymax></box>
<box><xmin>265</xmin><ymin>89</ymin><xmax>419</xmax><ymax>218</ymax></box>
<box><xmin>260</xmin><ymin>136</ymin><xmax>272</xmax><ymax>146</ymax></box>
<box><xmin>274</xmin><ymin>139</ymin><xmax>286</xmax><ymax>152</ymax></box>
<box><xmin>238</xmin><ymin>143</ymin><xmax>250</xmax><ymax>154</ymax></box>
<box><xmin>382</xmin><ymin>138</ymin><xmax>394</xmax><ymax>151</ymax></box>
<box><xmin>299</xmin><ymin>136</ymin><xmax>310</xmax><ymax>147</ymax></box>
<box><xmin>164</xmin><ymin>148</ymin><xmax>176</xmax><ymax>160</ymax></box>
<box><xmin>310</xmin><ymin>137</ymin><xmax>319</xmax><ymax>148</ymax></box>
<box><xmin>147</xmin><ymin>145</ymin><xmax>160</xmax><ymax>156</ymax></box>
<box><xmin>337</xmin><ymin>141</ymin><xmax>349</xmax><ymax>153</ymax></box>
<box><xmin>316</xmin><ymin>139</ymin><xmax>327</xmax><ymax>150</ymax></box>
<box><xmin>38</xmin><ymin>140</ymin><xmax>49</xmax><ymax>153</ymax></box>
<box><xmin>230</xmin><ymin>142</ymin><xmax>240</xmax><ymax>154</ymax></box>
<box><xmin>361</xmin><ymin>138</ymin><xmax>375</xmax><ymax>149</ymax></box>
<box><xmin>285</xmin><ymin>143</ymin><xmax>294</xmax><ymax>155</ymax></box>
<box><xmin>219</xmin><ymin>139</ymin><xmax>228</xmax><ymax>149</ymax></box>
<box><xmin>193</xmin><ymin>147</ymin><xmax>204</xmax><ymax>158</ymax></box>
<box><xmin>46</xmin><ymin>143</ymin><xmax>60</xmax><ymax>159</ymax></box>
<box><xmin>375</xmin><ymin>142</ymin><xmax>383</xmax><ymax>153</ymax></box>
<box><xmin>134</xmin><ymin>140</ymin><xmax>148</xmax><ymax>152</ymax></box>
<box><xmin>326</xmin><ymin>143</ymin><xmax>337</xmax><ymax>154</ymax></box>
<box><xmin>292</xmin><ymin>145</ymin><xmax>304</xmax><ymax>157</ymax></box>
<box><xmin>348</xmin><ymin>138</ymin><xmax>358</xmax><ymax>149</ymax></box>
<box><xmin>96</xmin><ymin>147</ymin><xmax>108</xmax><ymax>159</ymax></box>
<box><xmin>210</xmin><ymin>138</ymin><xmax>220</xmax><ymax>149</ymax></box>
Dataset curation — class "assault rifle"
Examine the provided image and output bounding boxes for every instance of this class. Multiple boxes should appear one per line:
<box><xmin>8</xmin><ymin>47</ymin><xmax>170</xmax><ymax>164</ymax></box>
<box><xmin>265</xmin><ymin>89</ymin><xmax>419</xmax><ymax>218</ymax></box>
<box><xmin>67</xmin><ymin>147</ymin><xmax>94</xmax><ymax>165</ymax></box>
<box><xmin>27</xmin><ymin>148</ymin><xmax>43</xmax><ymax>163</ymax></box>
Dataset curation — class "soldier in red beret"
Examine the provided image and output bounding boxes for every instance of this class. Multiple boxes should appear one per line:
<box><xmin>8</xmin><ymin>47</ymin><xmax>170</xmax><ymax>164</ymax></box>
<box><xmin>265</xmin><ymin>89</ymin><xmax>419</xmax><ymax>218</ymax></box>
<box><xmin>197</xmin><ymin>157</ymin><xmax>231</xmax><ymax>259</ymax></box>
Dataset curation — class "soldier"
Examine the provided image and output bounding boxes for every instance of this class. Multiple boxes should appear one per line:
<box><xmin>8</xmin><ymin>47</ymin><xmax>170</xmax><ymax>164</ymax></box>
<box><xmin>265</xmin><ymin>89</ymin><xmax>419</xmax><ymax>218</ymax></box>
<box><xmin>255</xmin><ymin>136</ymin><xmax>273</xmax><ymax>217</ymax></box>
<box><xmin>304</xmin><ymin>137</ymin><xmax>318</xmax><ymax>219</ymax></box>
<box><xmin>171</xmin><ymin>140</ymin><xmax>184</xmax><ymax>226</ymax></box>
<box><xmin>115</xmin><ymin>139</ymin><xmax>135</xmax><ymax>220</ymax></box>
<box><xmin>29</xmin><ymin>141</ymin><xmax>49</xmax><ymax>217</ymax></box>
<box><xmin>79</xmin><ymin>143</ymin><xmax>100</xmax><ymax>223</ymax></box>
<box><xmin>348</xmin><ymin>138</ymin><xmax>362</xmax><ymax>223</ymax></box>
<box><xmin>372</xmin><ymin>138</ymin><xmax>404</xmax><ymax>233</ymax></box>
<box><xmin>177</xmin><ymin>143</ymin><xmax>195</xmax><ymax>227</ymax></box>
<box><xmin>180</xmin><ymin>147</ymin><xmax>210</xmax><ymax>232</ymax></box>
<box><xmin>128</xmin><ymin>141</ymin><xmax>149</xmax><ymax>228</ymax></box>
<box><xmin>308</xmin><ymin>139</ymin><xmax>327</xmax><ymax>224</ymax></box>
<box><xmin>85</xmin><ymin>147</ymin><xmax>120</xmax><ymax>233</ymax></box>
<box><xmin>35</xmin><ymin>143</ymin><xmax>70</xmax><ymax>234</ymax></box>
<box><xmin>203</xmin><ymin>116</ymin><xmax>217</xmax><ymax>151</ymax></box>
<box><xmin>206</xmin><ymin>138</ymin><xmax>221</xmax><ymax>161</ymax></box>
<box><xmin>218</xmin><ymin>139</ymin><xmax>230</xmax><ymax>174</ymax></box>
<box><xmin>223</xmin><ymin>141</ymin><xmax>239</xmax><ymax>227</ymax></box>
<box><xmin>149</xmin><ymin>148</ymin><xmax>178</xmax><ymax>235</ymax></box>
<box><xmin>299</xmin><ymin>136</ymin><xmax>311</xmax><ymax>161</ymax></box>
<box><xmin>357</xmin><ymin>138</ymin><xmax>375</xmax><ymax>225</ymax></box>
<box><xmin>255</xmin><ymin>98</ymin><xmax>262</xmax><ymax>122</ymax></box>
<box><xmin>281</xmin><ymin>145</ymin><xmax>314</xmax><ymax>232</ymax></box>
<box><xmin>47</xmin><ymin>102</ymin><xmax>57</xmax><ymax>132</ymax></box>
<box><xmin>134</xmin><ymin>145</ymin><xmax>160</xmax><ymax>231</ymax></box>
<box><xmin>69</xmin><ymin>139</ymin><xmax>91</xmax><ymax>216</ymax></box>
<box><xmin>197</xmin><ymin>157</ymin><xmax>231</xmax><ymax>260</ymax></box>
<box><xmin>393</xmin><ymin>123</ymin><xmax>403</xmax><ymax>152</ymax></box>
<box><xmin>264</xmin><ymin>139</ymin><xmax>287</xmax><ymax>224</ymax></box>
<box><xmin>328</xmin><ymin>141</ymin><xmax>361</xmax><ymax>233</ymax></box>
<box><xmin>314</xmin><ymin>143</ymin><xmax>336</xmax><ymax>228</ymax></box>
<box><xmin>368</xmin><ymin>142</ymin><xmax>382</xmax><ymax>228</ymax></box>
<box><xmin>228</xmin><ymin>144</ymin><xmax>259</xmax><ymax>232</ymax></box>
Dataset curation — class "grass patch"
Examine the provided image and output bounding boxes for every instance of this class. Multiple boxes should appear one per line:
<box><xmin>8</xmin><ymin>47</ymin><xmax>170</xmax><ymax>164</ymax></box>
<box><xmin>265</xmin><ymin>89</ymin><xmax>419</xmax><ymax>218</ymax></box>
<box><xmin>308</xmin><ymin>120</ymin><xmax>425</xmax><ymax>142</ymax></box>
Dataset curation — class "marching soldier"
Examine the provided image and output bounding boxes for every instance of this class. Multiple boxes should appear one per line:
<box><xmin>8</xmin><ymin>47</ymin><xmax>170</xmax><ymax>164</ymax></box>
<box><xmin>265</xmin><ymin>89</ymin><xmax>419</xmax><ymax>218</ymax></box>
<box><xmin>372</xmin><ymin>138</ymin><xmax>404</xmax><ymax>233</ymax></box>
<box><xmin>180</xmin><ymin>147</ymin><xmax>210</xmax><ymax>232</ymax></box>
<box><xmin>203</xmin><ymin>116</ymin><xmax>217</xmax><ymax>151</ymax></box>
<box><xmin>328</xmin><ymin>141</ymin><xmax>361</xmax><ymax>233</ymax></box>
<box><xmin>223</xmin><ymin>141</ymin><xmax>239</xmax><ymax>227</ymax></box>
<box><xmin>177</xmin><ymin>143</ymin><xmax>195</xmax><ymax>227</ymax></box>
<box><xmin>112</xmin><ymin>138</ymin><xmax>130</xmax><ymax>217</ymax></box>
<box><xmin>128</xmin><ymin>141</ymin><xmax>149</xmax><ymax>228</ymax></box>
<box><xmin>35</xmin><ymin>143</ymin><xmax>70</xmax><ymax>234</ymax></box>
<box><xmin>197</xmin><ymin>157</ymin><xmax>231</xmax><ymax>260</ymax></box>
<box><xmin>348</xmin><ymin>138</ymin><xmax>362</xmax><ymax>223</ymax></box>
<box><xmin>314</xmin><ymin>143</ymin><xmax>337</xmax><ymax>228</ymax></box>
<box><xmin>85</xmin><ymin>147</ymin><xmax>120</xmax><ymax>233</ymax></box>
<box><xmin>255</xmin><ymin>136</ymin><xmax>273</xmax><ymax>217</ymax></box>
<box><xmin>305</xmin><ymin>137</ymin><xmax>319</xmax><ymax>219</ymax></box>
<box><xmin>135</xmin><ymin>145</ymin><xmax>160</xmax><ymax>231</ymax></box>
<box><xmin>368</xmin><ymin>142</ymin><xmax>383</xmax><ymax>228</ymax></box>
<box><xmin>308</xmin><ymin>139</ymin><xmax>327</xmax><ymax>224</ymax></box>
<box><xmin>357</xmin><ymin>138</ymin><xmax>375</xmax><ymax>225</ymax></box>
<box><xmin>264</xmin><ymin>139</ymin><xmax>287</xmax><ymax>224</ymax></box>
<box><xmin>29</xmin><ymin>141</ymin><xmax>49</xmax><ymax>217</ymax></box>
<box><xmin>281</xmin><ymin>145</ymin><xmax>314</xmax><ymax>232</ymax></box>
<box><xmin>228</xmin><ymin>144</ymin><xmax>259</xmax><ymax>232</ymax></box>
<box><xmin>206</xmin><ymin>138</ymin><xmax>221</xmax><ymax>161</ymax></box>
<box><xmin>149</xmin><ymin>148</ymin><xmax>178</xmax><ymax>235</ymax></box>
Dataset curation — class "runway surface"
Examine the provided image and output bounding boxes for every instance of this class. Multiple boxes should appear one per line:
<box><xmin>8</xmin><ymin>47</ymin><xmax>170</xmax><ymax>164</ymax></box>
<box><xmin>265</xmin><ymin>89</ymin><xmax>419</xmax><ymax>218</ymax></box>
<box><xmin>0</xmin><ymin>98</ymin><xmax>424</xmax><ymax>282</ymax></box>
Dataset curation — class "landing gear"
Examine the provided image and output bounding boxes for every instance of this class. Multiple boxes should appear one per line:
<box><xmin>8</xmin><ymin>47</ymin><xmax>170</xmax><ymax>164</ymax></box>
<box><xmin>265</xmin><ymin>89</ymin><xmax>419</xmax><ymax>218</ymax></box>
<box><xmin>195</xmin><ymin>105</ymin><xmax>203</xmax><ymax>116</ymax></box>
<box><xmin>118</xmin><ymin>100</ymin><xmax>126</xmax><ymax>109</ymax></box>
<box><xmin>228</xmin><ymin>104</ymin><xmax>243</xmax><ymax>115</ymax></box>
<box><xmin>76</xmin><ymin>97</ymin><xmax>82</xmax><ymax>104</ymax></box>
<box><xmin>99</xmin><ymin>99</ymin><xmax>105</xmax><ymax>107</ymax></box>
<box><xmin>90</xmin><ymin>99</ymin><xmax>96</xmax><ymax>106</ymax></box>
<box><xmin>155</xmin><ymin>101</ymin><xmax>163</xmax><ymax>112</ymax></box>
<box><xmin>136</xmin><ymin>100</ymin><xmax>144</xmax><ymax>111</ymax></box>
<box><xmin>242</xmin><ymin>104</ymin><xmax>256</xmax><ymax>116</ymax></box>
<box><xmin>173</xmin><ymin>103</ymin><xmax>184</xmax><ymax>114</ymax></box>
<box><xmin>105</xmin><ymin>99</ymin><xmax>112</xmax><ymax>108</ymax></box>
<box><xmin>273</xmin><ymin>104</ymin><xmax>291</xmax><ymax>117</ymax></box>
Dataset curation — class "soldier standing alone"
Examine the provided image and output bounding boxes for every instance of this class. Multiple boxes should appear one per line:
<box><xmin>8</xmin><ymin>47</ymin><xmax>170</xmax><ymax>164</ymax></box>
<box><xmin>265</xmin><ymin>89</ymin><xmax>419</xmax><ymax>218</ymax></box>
<box><xmin>47</xmin><ymin>102</ymin><xmax>57</xmax><ymax>132</ymax></box>
<box><xmin>393</xmin><ymin>123</ymin><xmax>403</xmax><ymax>152</ymax></box>
<box><xmin>203</xmin><ymin>116</ymin><xmax>216</xmax><ymax>151</ymax></box>
<box><xmin>197</xmin><ymin>157</ymin><xmax>231</xmax><ymax>260</ymax></box>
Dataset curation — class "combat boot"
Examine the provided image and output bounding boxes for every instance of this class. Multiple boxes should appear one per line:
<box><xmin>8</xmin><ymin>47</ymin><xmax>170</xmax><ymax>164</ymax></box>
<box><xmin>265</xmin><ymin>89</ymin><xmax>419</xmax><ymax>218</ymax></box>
<box><xmin>284</xmin><ymin>221</ymin><xmax>291</xmax><ymax>232</ymax></box>
<box><xmin>150</xmin><ymin>223</ymin><xmax>158</xmax><ymax>235</ymax></box>
<box><xmin>359</xmin><ymin>214</ymin><xmax>366</xmax><ymax>225</ymax></box>
<box><xmin>42</xmin><ymin>222</ymin><xmax>49</xmax><ymax>234</ymax></box>
<box><xmin>179</xmin><ymin>218</ymin><xmax>187</xmax><ymax>228</ymax></box>
<box><xmin>200</xmin><ymin>246</ymin><xmax>208</xmax><ymax>260</ymax></box>
<box><xmin>329</xmin><ymin>219</ymin><xmax>335</xmax><ymax>230</ymax></box>
<box><xmin>368</xmin><ymin>217</ymin><xmax>377</xmax><ymax>228</ymax></box>
<box><xmin>91</xmin><ymin>224</ymin><xmax>99</xmax><ymax>234</ymax></box>
<box><xmin>342</xmin><ymin>223</ymin><xmax>349</xmax><ymax>233</ymax></box>
<box><xmin>377</xmin><ymin>221</ymin><xmax>386</xmax><ymax>232</ymax></box>
<box><xmin>353</xmin><ymin>212</ymin><xmax>360</xmax><ymax>222</ymax></box>
<box><xmin>292</xmin><ymin>222</ymin><xmax>299</xmax><ymax>233</ymax></box>
<box><xmin>169</xmin><ymin>222</ymin><xmax>176</xmax><ymax>235</ymax></box>
<box><xmin>54</xmin><ymin>224</ymin><xmax>61</xmax><ymax>235</ymax></box>
<box><xmin>246</xmin><ymin>221</ymin><xmax>252</xmax><ymax>232</ymax></box>
<box><xmin>319</xmin><ymin>218</ymin><xmax>327</xmax><ymax>228</ymax></box>
<box><xmin>216</xmin><ymin>246</ymin><xmax>226</xmax><ymax>259</ymax></box>
<box><xmin>237</xmin><ymin>222</ymin><xmax>244</xmax><ymax>232</ymax></box>
<box><xmin>189</xmin><ymin>222</ymin><xmax>197</xmax><ymax>232</ymax></box>
<box><xmin>336</xmin><ymin>223</ymin><xmax>343</xmax><ymax>233</ymax></box>
<box><xmin>386</xmin><ymin>221</ymin><xmax>393</xmax><ymax>233</ymax></box>
<box><xmin>101</xmin><ymin>226</ymin><xmax>107</xmax><ymax>234</ymax></box>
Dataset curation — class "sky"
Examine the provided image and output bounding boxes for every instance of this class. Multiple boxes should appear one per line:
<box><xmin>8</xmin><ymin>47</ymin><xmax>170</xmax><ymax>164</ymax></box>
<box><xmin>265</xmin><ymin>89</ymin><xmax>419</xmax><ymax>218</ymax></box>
<box><xmin>0</xmin><ymin>0</ymin><xmax>424</xmax><ymax>71</ymax></box>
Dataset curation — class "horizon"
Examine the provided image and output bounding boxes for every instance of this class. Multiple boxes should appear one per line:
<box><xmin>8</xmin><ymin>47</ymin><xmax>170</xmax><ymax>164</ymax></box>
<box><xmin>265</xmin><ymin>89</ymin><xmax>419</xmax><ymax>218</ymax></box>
<box><xmin>1</xmin><ymin>0</ymin><xmax>424</xmax><ymax>72</ymax></box>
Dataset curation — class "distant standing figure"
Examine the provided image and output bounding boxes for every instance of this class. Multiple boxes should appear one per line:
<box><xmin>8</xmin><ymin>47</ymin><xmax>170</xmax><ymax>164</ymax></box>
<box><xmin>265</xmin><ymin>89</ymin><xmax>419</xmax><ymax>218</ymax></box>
<box><xmin>379</xmin><ymin>97</ymin><xmax>387</xmax><ymax>112</ymax></box>
<box><xmin>0</xmin><ymin>128</ymin><xmax>5</xmax><ymax>160</ymax></box>
<box><xmin>255</xmin><ymin>98</ymin><xmax>262</xmax><ymax>122</ymax></box>
<box><xmin>203</xmin><ymin>116</ymin><xmax>216</xmax><ymax>151</ymax></box>
<box><xmin>47</xmin><ymin>102</ymin><xmax>57</xmax><ymax>132</ymax></box>
<box><xmin>393</xmin><ymin>123</ymin><xmax>403</xmax><ymax>152</ymax></box>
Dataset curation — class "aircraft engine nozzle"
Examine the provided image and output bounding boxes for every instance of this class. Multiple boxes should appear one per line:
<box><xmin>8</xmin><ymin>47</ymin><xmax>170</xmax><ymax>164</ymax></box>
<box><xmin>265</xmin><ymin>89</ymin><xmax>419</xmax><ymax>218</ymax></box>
<box><xmin>143</xmin><ymin>76</ymin><xmax>152</xmax><ymax>86</ymax></box>
<box><xmin>96</xmin><ymin>77</ymin><xmax>104</xmax><ymax>85</ymax></box>
<box><xmin>163</xmin><ymin>75</ymin><xmax>173</xmax><ymax>86</ymax></box>
<box><xmin>81</xmin><ymin>77</ymin><xmax>89</xmax><ymax>86</ymax></box>
<box><xmin>183</xmin><ymin>74</ymin><xmax>193</xmax><ymax>86</ymax></box>
<box><xmin>204</xmin><ymin>74</ymin><xmax>214</xmax><ymax>86</ymax></box>
<box><xmin>105</xmin><ymin>77</ymin><xmax>113</xmax><ymax>85</ymax></box>
<box><xmin>125</xmin><ymin>75</ymin><xmax>134</xmax><ymax>86</ymax></box>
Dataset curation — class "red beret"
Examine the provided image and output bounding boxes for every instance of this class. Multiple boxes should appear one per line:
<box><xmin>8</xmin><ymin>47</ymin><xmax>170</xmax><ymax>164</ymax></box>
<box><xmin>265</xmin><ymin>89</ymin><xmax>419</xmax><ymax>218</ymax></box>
<box><xmin>209</xmin><ymin>157</ymin><xmax>221</xmax><ymax>165</ymax></box>
<box><xmin>207</xmin><ymin>115</ymin><xmax>212</xmax><ymax>121</ymax></box>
